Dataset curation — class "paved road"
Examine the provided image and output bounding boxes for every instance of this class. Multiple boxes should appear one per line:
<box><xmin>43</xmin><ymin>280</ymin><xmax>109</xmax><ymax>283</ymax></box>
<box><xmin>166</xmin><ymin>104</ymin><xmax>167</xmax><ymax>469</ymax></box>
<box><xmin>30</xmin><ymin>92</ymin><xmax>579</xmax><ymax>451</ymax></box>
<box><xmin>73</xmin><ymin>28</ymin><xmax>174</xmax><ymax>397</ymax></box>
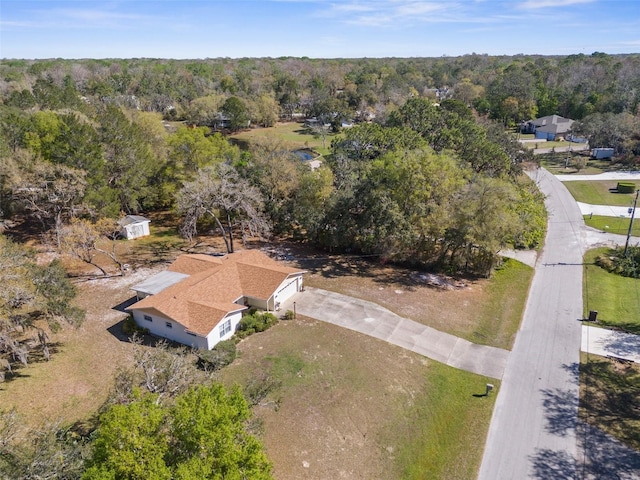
<box><xmin>478</xmin><ymin>167</ymin><xmax>584</xmax><ymax>479</ymax></box>
<box><xmin>479</xmin><ymin>168</ymin><xmax>640</xmax><ymax>479</ymax></box>
<box><xmin>290</xmin><ymin>287</ymin><xmax>509</xmax><ymax>379</ymax></box>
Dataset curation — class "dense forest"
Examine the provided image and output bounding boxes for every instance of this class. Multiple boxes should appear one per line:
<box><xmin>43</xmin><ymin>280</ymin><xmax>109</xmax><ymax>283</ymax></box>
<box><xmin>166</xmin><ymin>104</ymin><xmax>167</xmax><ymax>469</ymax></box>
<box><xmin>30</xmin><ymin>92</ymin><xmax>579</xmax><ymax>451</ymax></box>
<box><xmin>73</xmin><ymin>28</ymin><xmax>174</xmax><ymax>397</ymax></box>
<box><xmin>1</xmin><ymin>52</ymin><xmax>640</xmax><ymax>477</ymax></box>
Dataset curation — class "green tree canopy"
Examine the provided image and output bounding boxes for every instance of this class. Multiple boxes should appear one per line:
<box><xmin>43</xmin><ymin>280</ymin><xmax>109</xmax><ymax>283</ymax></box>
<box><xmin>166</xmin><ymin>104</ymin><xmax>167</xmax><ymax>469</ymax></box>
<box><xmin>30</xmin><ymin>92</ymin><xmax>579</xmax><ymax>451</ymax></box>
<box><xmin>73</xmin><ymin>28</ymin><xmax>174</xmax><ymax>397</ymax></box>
<box><xmin>83</xmin><ymin>384</ymin><xmax>273</xmax><ymax>480</ymax></box>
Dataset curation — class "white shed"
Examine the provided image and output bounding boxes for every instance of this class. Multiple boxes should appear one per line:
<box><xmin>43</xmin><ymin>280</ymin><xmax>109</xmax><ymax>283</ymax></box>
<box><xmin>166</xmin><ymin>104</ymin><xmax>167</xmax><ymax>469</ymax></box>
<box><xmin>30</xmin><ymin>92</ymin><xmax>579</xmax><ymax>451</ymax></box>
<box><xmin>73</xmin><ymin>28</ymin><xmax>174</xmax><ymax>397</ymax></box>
<box><xmin>118</xmin><ymin>215</ymin><xmax>151</xmax><ymax>240</ymax></box>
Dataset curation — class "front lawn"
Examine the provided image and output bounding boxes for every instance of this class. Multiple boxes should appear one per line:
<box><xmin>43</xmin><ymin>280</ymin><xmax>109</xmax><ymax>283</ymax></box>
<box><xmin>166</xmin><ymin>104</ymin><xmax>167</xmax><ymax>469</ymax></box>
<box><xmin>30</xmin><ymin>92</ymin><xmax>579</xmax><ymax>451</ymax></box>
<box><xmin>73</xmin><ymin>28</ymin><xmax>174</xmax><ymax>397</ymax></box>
<box><xmin>580</xmin><ymin>352</ymin><xmax>640</xmax><ymax>451</ymax></box>
<box><xmin>218</xmin><ymin>315</ymin><xmax>497</xmax><ymax>480</ymax></box>
<box><xmin>583</xmin><ymin>248</ymin><xmax>640</xmax><ymax>333</ymax></box>
<box><xmin>564</xmin><ymin>180</ymin><xmax>638</xmax><ymax>206</ymax></box>
<box><xmin>230</xmin><ymin>122</ymin><xmax>337</xmax><ymax>156</ymax></box>
<box><xmin>584</xmin><ymin>215</ymin><xmax>640</xmax><ymax>237</ymax></box>
<box><xmin>539</xmin><ymin>154</ymin><xmax>608</xmax><ymax>176</ymax></box>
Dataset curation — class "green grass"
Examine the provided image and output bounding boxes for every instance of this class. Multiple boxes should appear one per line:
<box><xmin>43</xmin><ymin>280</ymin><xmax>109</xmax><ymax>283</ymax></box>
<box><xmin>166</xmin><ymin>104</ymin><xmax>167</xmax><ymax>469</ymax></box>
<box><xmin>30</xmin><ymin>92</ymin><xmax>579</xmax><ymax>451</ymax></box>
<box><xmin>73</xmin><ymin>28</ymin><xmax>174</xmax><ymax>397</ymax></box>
<box><xmin>564</xmin><ymin>180</ymin><xmax>638</xmax><ymax>206</ymax></box>
<box><xmin>580</xmin><ymin>352</ymin><xmax>640</xmax><ymax>450</ymax></box>
<box><xmin>395</xmin><ymin>364</ymin><xmax>498</xmax><ymax>480</ymax></box>
<box><xmin>539</xmin><ymin>154</ymin><xmax>608</xmax><ymax>176</ymax></box>
<box><xmin>583</xmin><ymin>248</ymin><xmax>640</xmax><ymax>332</ymax></box>
<box><xmin>526</xmin><ymin>140</ymin><xmax>574</xmax><ymax>149</ymax></box>
<box><xmin>584</xmin><ymin>215</ymin><xmax>640</xmax><ymax>236</ymax></box>
<box><xmin>230</xmin><ymin>122</ymin><xmax>340</xmax><ymax>156</ymax></box>
<box><xmin>472</xmin><ymin>258</ymin><xmax>533</xmax><ymax>349</ymax></box>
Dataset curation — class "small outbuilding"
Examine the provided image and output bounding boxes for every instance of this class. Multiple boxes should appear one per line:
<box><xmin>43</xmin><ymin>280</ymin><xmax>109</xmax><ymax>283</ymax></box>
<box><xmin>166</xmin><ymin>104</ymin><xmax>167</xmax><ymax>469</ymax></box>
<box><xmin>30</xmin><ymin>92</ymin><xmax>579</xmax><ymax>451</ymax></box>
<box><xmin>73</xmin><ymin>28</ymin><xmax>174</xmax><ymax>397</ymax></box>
<box><xmin>118</xmin><ymin>215</ymin><xmax>151</xmax><ymax>240</ymax></box>
<box><xmin>591</xmin><ymin>148</ymin><xmax>614</xmax><ymax>160</ymax></box>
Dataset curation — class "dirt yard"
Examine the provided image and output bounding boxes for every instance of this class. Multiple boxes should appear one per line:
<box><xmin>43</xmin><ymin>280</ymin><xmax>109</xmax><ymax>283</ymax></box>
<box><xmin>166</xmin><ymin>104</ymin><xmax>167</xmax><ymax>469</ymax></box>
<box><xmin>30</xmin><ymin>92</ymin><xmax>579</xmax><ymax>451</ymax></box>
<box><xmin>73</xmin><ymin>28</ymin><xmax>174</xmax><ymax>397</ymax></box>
<box><xmin>0</xmin><ymin>233</ymin><xmax>513</xmax><ymax>478</ymax></box>
<box><xmin>217</xmin><ymin>316</ymin><xmax>433</xmax><ymax>479</ymax></box>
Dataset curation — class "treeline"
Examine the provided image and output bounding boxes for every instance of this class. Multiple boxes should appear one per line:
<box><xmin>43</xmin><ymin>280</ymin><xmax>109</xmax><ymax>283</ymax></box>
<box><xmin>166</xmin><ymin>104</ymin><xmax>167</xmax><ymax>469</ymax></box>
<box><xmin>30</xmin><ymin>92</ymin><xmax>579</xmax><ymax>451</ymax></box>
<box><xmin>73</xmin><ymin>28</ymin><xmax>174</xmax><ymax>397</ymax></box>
<box><xmin>2</xmin><ymin>53</ymin><xmax>639</xmax><ymax>124</ymax></box>
<box><xmin>0</xmin><ymin>56</ymin><xmax>553</xmax><ymax>275</ymax></box>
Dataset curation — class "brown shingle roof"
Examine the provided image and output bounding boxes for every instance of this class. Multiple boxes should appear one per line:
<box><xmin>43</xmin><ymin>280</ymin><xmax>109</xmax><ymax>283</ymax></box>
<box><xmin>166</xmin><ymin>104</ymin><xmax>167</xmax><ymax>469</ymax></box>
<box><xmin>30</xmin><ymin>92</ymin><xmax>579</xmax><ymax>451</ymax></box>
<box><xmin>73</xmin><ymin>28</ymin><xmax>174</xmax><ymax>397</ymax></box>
<box><xmin>129</xmin><ymin>250</ymin><xmax>304</xmax><ymax>336</ymax></box>
<box><xmin>168</xmin><ymin>254</ymin><xmax>224</xmax><ymax>275</ymax></box>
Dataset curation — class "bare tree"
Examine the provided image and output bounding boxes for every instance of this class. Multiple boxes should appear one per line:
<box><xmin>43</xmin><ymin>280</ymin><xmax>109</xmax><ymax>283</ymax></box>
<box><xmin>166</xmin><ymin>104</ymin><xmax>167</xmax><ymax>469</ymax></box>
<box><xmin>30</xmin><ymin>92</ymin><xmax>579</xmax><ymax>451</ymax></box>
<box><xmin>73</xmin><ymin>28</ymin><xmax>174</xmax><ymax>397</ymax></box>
<box><xmin>11</xmin><ymin>161</ymin><xmax>86</xmax><ymax>244</ymax></box>
<box><xmin>177</xmin><ymin>163</ymin><xmax>270</xmax><ymax>252</ymax></box>
<box><xmin>57</xmin><ymin>218</ymin><xmax>125</xmax><ymax>276</ymax></box>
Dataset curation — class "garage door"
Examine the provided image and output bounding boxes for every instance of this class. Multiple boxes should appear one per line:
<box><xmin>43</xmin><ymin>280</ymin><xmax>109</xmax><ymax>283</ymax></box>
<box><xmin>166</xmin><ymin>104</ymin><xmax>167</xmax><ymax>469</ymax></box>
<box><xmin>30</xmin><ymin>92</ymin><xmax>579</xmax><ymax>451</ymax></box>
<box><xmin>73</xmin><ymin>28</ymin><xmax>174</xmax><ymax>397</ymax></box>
<box><xmin>275</xmin><ymin>277</ymin><xmax>299</xmax><ymax>304</ymax></box>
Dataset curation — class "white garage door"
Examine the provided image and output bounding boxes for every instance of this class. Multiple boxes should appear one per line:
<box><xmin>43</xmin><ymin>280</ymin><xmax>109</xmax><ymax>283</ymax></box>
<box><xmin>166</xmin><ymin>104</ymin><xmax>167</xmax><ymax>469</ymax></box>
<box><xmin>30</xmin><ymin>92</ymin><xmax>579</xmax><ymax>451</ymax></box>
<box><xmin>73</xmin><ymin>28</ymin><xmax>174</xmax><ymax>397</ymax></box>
<box><xmin>275</xmin><ymin>277</ymin><xmax>299</xmax><ymax>304</ymax></box>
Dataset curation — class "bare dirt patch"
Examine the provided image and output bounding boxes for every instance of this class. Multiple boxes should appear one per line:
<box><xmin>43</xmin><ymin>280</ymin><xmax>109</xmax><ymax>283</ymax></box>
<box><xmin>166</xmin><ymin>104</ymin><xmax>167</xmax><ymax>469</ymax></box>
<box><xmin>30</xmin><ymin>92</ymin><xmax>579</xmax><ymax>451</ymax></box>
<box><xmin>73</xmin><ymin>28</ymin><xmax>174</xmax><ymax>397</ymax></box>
<box><xmin>280</xmin><ymin>245</ymin><xmax>490</xmax><ymax>340</ymax></box>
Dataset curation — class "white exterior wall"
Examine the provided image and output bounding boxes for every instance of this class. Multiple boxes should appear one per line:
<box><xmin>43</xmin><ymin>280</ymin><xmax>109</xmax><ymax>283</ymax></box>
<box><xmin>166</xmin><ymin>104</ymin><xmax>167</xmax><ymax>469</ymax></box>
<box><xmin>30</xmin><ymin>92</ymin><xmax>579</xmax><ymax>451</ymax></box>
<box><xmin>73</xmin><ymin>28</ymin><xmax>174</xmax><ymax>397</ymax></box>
<box><xmin>204</xmin><ymin>310</ymin><xmax>243</xmax><ymax>349</ymax></box>
<box><xmin>132</xmin><ymin>309</ymin><xmax>207</xmax><ymax>349</ymax></box>
<box><xmin>123</xmin><ymin>221</ymin><xmax>150</xmax><ymax>239</ymax></box>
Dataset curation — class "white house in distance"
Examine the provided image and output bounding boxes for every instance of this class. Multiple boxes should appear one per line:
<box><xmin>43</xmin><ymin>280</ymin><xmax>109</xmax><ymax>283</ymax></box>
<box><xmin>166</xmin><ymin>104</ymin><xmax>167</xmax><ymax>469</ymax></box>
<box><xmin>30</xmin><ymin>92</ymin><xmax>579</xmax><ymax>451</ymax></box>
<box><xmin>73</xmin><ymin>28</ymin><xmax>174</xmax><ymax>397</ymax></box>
<box><xmin>127</xmin><ymin>250</ymin><xmax>306</xmax><ymax>350</ymax></box>
<box><xmin>118</xmin><ymin>215</ymin><xmax>151</xmax><ymax>240</ymax></box>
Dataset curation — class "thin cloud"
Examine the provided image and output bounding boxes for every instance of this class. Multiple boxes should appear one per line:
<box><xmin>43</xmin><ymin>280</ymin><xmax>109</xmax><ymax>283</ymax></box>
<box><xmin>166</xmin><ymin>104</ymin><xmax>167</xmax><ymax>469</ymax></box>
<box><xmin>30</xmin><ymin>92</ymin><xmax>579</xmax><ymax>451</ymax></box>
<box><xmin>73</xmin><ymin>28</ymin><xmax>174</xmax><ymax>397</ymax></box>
<box><xmin>519</xmin><ymin>0</ymin><xmax>596</xmax><ymax>9</ymax></box>
<box><xmin>322</xmin><ymin>1</ymin><xmax>512</xmax><ymax>27</ymax></box>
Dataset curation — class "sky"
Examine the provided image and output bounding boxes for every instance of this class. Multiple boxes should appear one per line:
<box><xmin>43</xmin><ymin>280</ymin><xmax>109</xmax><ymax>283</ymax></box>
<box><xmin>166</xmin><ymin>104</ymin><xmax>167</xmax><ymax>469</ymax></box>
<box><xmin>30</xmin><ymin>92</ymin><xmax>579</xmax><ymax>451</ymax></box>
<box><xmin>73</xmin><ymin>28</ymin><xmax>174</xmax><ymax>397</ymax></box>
<box><xmin>1</xmin><ymin>0</ymin><xmax>639</xmax><ymax>59</ymax></box>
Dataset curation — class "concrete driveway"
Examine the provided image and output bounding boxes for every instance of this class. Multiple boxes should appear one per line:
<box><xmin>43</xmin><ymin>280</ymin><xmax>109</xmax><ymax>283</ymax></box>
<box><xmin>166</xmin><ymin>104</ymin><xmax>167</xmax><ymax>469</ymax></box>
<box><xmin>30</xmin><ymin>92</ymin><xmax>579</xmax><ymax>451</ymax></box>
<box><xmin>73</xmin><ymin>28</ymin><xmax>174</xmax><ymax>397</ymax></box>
<box><xmin>288</xmin><ymin>287</ymin><xmax>509</xmax><ymax>379</ymax></box>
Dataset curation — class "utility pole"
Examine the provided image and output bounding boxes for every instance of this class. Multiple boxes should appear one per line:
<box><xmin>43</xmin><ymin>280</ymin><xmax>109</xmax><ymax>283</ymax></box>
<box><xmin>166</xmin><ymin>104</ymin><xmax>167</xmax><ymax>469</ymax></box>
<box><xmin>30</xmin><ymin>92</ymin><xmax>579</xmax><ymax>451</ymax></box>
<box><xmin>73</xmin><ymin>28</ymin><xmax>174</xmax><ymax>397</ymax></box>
<box><xmin>624</xmin><ymin>189</ymin><xmax>640</xmax><ymax>256</ymax></box>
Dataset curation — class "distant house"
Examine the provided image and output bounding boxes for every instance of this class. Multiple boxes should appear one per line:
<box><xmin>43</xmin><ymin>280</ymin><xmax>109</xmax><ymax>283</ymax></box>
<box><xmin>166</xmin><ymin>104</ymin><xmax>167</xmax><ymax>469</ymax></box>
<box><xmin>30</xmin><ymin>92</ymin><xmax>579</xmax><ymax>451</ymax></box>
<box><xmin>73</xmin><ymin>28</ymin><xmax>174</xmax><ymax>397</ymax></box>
<box><xmin>127</xmin><ymin>250</ymin><xmax>306</xmax><ymax>350</ymax></box>
<box><xmin>118</xmin><ymin>215</ymin><xmax>150</xmax><ymax>240</ymax></box>
<box><xmin>521</xmin><ymin>115</ymin><xmax>574</xmax><ymax>141</ymax></box>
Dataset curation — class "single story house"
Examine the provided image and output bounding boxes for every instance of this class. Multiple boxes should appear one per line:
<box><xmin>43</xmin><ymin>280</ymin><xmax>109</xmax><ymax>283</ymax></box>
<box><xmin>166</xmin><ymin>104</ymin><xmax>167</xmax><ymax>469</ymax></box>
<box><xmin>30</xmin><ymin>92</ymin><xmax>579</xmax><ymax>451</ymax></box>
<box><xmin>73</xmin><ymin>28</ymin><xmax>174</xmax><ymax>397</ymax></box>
<box><xmin>521</xmin><ymin>115</ymin><xmax>574</xmax><ymax>141</ymax></box>
<box><xmin>127</xmin><ymin>250</ymin><xmax>306</xmax><ymax>350</ymax></box>
<box><xmin>118</xmin><ymin>215</ymin><xmax>151</xmax><ymax>240</ymax></box>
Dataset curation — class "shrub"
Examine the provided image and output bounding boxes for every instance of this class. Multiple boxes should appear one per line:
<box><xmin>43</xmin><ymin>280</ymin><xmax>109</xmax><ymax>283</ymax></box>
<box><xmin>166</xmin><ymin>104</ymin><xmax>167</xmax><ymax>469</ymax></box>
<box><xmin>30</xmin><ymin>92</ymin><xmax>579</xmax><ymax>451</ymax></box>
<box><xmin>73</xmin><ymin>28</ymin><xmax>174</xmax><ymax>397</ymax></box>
<box><xmin>617</xmin><ymin>182</ymin><xmax>636</xmax><ymax>193</ymax></box>
<box><xmin>236</xmin><ymin>312</ymin><xmax>278</xmax><ymax>339</ymax></box>
<box><xmin>122</xmin><ymin>315</ymin><xmax>149</xmax><ymax>336</ymax></box>
<box><xmin>197</xmin><ymin>339</ymin><xmax>237</xmax><ymax>371</ymax></box>
<box><xmin>283</xmin><ymin>309</ymin><xmax>295</xmax><ymax>320</ymax></box>
<box><xmin>596</xmin><ymin>247</ymin><xmax>640</xmax><ymax>278</ymax></box>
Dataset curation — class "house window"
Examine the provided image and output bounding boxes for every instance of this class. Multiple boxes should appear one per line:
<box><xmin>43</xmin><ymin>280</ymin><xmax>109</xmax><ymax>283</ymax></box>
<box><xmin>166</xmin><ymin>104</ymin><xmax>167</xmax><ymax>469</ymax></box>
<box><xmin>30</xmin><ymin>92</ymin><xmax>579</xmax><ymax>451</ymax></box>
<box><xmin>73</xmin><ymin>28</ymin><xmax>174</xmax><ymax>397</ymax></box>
<box><xmin>143</xmin><ymin>315</ymin><xmax>152</xmax><ymax>322</ymax></box>
<box><xmin>219</xmin><ymin>319</ymin><xmax>231</xmax><ymax>337</ymax></box>
<box><xmin>165</xmin><ymin>322</ymin><xmax>173</xmax><ymax>329</ymax></box>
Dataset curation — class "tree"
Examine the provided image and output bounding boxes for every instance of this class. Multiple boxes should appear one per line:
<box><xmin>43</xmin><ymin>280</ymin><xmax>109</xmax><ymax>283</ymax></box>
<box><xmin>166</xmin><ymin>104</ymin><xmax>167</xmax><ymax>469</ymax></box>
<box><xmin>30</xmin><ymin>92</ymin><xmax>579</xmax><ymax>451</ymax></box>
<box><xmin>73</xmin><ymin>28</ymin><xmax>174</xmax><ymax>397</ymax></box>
<box><xmin>250</xmin><ymin>93</ymin><xmax>280</xmax><ymax>127</ymax></box>
<box><xmin>108</xmin><ymin>340</ymin><xmax>210</xmax><ymax>407</ymax></box>
<box><xmin>573</xmin><ymin>112</ymin><xmax>640</xmax><ymax>155</ymax></box>
<box><xmin>57</xmin><ymin>218</ymin><xmax>125</xmax><ymax>276</ymax></box>
<box><xmin>83</xmin><ymin>384</ymin><xmax>273</xmax><ymax>480</ymax></box>
<box><xmin>83</xmin><ymin>391</ymin><xmax>171</xmax><ymax>480</ymax></box>
<box><xmin>243</xmin><ymin>135</ymin><xmax>304</xmax><ymax>233</ymax></box>
<box><xmin>168</xmin><ymin>384</ymin><xmax>272</xmax><ymax>480</ymax></box>
<box><xmin>0</xmin><ymin>236</ymin><xmax>84</xmax><ymax>381</ymax></box>
<box><xmin>177</xmin><ymin>163</ymin><xmax>270</xmax><ymax>253</ymax></box>
<box><xmin>184</xmin><ymin>94</ymin><xmax>225</xmax><ymax>127</ymax></box>
<box><xmin>0</xmin><ymin>409</ymin><xmax>87</xmax><ymax>479</ymax></box>
<box><xmin>221</xmin><ymin>96</ymin><xmax>249</xmax><ymax>132</ymax></box>
<box><xmin>445</xmin><ymin>177</ymin><xmax>521</xmax><ymax>275</ymax></box>
<box><xmin>98</xmin><ymin>105</ymin><xmax>159</xmax><ymax>213</ymax></box>
<box><xmin>167</xmin><ymin>126</ymin><xmax>239</xmax><ymax>183</ymax></box>
<box><xmin>11</xmin><ymin>160</ymin><xmax>87</xmax><ymax>241</ymax></box>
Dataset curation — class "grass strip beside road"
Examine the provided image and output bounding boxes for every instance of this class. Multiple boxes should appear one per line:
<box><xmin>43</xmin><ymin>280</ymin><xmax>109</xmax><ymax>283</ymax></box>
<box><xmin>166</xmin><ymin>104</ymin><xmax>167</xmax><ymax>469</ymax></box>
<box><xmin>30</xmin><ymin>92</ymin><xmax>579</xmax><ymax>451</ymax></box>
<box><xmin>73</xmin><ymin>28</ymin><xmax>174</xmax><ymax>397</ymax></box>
<box><xmin>583</xmin><ymin>248</ymin><xmax>640</xmax><ymax>333</ymax></box>
<box><xmin>472</xmin><ymin>258</ymin><xmax>533</xmax><ymax>349</ymax></box>
<box><xmin>580</xmin><ymin>352</ymin><xmax>640</xmax><ymax>451</ymax></box>
<box><xmin>564</xmin><ymin>180</ymin><xmax>638</xmax><ymax>206</ymax></box>
<box><xmin>396</xmin><ymin>364</ymin><xmax>498</xmax><ymax>480</ymax></box>
<box><xmin>584</xmin><ymin>215</ymin><xmax>640</xmax><ymax>237</ymax></box>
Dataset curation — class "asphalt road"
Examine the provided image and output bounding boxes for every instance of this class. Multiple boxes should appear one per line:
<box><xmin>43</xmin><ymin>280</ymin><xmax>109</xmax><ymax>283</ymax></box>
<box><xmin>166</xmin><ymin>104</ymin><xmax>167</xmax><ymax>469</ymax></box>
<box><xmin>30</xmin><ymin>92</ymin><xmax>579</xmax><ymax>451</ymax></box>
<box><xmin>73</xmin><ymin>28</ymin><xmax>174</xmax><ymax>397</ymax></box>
<box><xmin>478</xmin><ymin>167</ymin><xmax>585</xmax><ymax>479</ymax></box>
